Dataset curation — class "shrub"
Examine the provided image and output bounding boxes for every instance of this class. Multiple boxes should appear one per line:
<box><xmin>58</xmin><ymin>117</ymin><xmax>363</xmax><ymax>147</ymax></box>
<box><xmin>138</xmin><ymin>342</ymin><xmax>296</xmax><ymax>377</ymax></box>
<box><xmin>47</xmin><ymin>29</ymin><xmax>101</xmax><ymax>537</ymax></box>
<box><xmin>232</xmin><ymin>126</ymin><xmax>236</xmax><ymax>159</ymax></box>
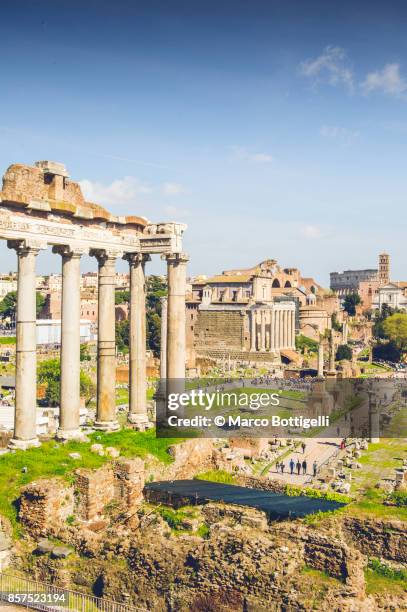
<box><xmin>388</xmin><ymin>490</ymin><xmax>407</xmax><ymax>507</ymax></box>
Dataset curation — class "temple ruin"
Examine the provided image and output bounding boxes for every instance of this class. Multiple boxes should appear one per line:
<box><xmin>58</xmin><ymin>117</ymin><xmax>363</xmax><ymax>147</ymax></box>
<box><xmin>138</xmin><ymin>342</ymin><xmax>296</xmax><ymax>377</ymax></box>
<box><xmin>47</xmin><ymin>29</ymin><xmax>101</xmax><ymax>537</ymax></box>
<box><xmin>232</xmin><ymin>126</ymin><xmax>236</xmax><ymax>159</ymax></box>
<box><xmin>0</xmin><ymin>160</ymin><xmax>188</xmax><ymax>448</ymax></box>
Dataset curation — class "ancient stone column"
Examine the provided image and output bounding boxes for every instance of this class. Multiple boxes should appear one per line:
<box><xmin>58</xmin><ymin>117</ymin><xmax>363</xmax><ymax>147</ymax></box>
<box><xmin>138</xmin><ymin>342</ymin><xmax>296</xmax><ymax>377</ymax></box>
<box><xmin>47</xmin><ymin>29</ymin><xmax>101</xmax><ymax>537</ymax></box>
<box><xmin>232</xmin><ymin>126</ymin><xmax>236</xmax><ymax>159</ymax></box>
<box><xmin>368</xmin><ymin>392</ymin><xmax>380</xmax><ymax>443</ymax></box>
<box><xmin>270</xmin><ymin>309</ymin><xmax>275</xmax><ymax>350</ymax></box>
<box><xmin>250</xmin><ymin>310</ymin><xmax>257</xmax><ymax>351</ymax></box>
<box><xmin>260</xmin><ymin>310</ymin><xmax>266</xmax><ymax>351</ymax></box>
<box><xmin>8</xmin><ymin>240</ymin><xmax>44</xmax><ymax>449</ymax></box>
<box><xmin>166</xmin><ymin>253</ymin><xmax>189</xmax><ymax>379</ymax></box>
<box><xmin>91</xmin><ymin>249</ymin><xmax>121</xmax><ymax>431</ymax></box>
<box><xmin>53</xmin><ymin>246</ymin><xmax>85</xmax><ymax>440</ymax></box>
<box><xmin>329</xmin><ymin>331</ymin><xmax>336</xmax><ymax>373</ymax></box>
<box><xmin>282</xmin><ymin>310</ymin><xmax>287</xmax><ymax>348</ymax></box>
<box><xmin>275</xmin><ymin>308</ymin><xmax>280</xmax><ymax>350</ymax></box>
<box><xmin>291</xmin><ymin>310</ymin><xmax>296</xmax><ymax>348</ymax></box>
<box><xmin>317</xmin><ymin>343</ymin><xmax>324</xmax><ymax>377</ymax></box>
<box><xmin>124</xmin><ymin>252</ymin><xmax>151</xmax><ymax>429</ymax></box>
<box><xmin>160</xmin><ymin>296</ymin><xmax>168</xmax><ymax>377</ymax></box>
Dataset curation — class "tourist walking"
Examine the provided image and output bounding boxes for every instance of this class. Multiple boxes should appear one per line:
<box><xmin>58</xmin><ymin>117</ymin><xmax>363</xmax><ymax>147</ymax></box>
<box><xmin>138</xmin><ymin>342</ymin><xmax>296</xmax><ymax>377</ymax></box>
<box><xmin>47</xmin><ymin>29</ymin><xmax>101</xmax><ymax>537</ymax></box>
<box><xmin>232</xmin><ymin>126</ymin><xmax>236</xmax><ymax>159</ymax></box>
<box><xmin>275</xmin><ymin>461</ymin><xmax>280</xmax><ymax>473</ymax></box>
<box><xmin>280</xmin><ymin>461</ymin><xmax>285</xmax><ymax>474</ymax></box>
<box><xmin>301</xmin><ymin>442</ymin><xmax>306</xmax><ymax>454</ymax></box>
<box><xmin>313</xmin><ymin>460</ymin><xmax>318</xmax><ymax>477</ymax></box>
<box><xmin>289</xmin><ymin>458</ymin><xmax>295</xmax><ymax>475</ymax></box>
<box><xmin>302</xmin><ymin>459</ymin><xmax>307</xmax><ymax>475</ymax></box>
<box><xmin>296</xmin><ymin>459</ymin><xmax>301</xmax><ymax>475</ymax></box>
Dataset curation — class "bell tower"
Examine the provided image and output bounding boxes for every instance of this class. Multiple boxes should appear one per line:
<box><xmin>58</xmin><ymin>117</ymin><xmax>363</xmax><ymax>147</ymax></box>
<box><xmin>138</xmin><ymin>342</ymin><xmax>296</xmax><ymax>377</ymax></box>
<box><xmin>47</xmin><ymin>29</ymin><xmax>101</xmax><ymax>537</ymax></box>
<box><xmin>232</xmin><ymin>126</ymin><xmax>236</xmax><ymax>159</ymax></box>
<box><xmin>378</xmin><ymin>252</ymin><xmax>390</xmax><ymax>286</ymax></box>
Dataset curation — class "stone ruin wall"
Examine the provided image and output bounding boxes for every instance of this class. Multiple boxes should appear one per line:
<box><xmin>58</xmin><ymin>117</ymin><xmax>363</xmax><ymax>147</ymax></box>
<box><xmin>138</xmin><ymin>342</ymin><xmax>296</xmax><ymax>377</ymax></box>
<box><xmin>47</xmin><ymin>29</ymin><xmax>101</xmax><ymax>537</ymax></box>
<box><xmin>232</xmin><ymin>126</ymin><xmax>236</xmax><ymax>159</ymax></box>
<box><xmin>19</xmin><ymin>458</ymin><xmax>145</xmax><ymax>537</ymax></box>
<box><xmin>2</xmin><ymin>164</ymin><xmax>85</xmax><ymax>208</ymax></box>
<box><xmin>195</xmin><ymin>310</ymin><xmax>246</xmax><ymax>351</ymax></box>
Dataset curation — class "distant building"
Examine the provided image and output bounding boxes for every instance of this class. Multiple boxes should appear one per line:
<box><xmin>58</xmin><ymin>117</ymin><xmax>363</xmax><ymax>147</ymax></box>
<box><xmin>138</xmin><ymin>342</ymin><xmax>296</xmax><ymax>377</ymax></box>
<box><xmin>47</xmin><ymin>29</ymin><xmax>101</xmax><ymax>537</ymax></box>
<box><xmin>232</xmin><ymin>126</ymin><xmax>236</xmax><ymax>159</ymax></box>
<box><xmin>372</xmin><ymin>282</ymin><xmax>407</xmax><ymax>313</ymax></box>
<box><xmin>186</xmin><ymin>259</ymin><xmax>335</xmax><ymax>368</ymax></box>
<box><xmin>0</xmin><ymin>275</ymin><xmax>17</xmax><ymax>298</ymax></box>
<box><xmin>330</xmin><ymin>253</ymin><xmax>390</xmax><ymax>309</ymax></box>
<box><xmin>36</xmin><ymin>319</ymin><xmax>93</xmax><ymax>345</ymax></box>
<box><xmin>330</xmin><ymin>268</ymin><xmax>378</xmax><ymax>296</ymax></box>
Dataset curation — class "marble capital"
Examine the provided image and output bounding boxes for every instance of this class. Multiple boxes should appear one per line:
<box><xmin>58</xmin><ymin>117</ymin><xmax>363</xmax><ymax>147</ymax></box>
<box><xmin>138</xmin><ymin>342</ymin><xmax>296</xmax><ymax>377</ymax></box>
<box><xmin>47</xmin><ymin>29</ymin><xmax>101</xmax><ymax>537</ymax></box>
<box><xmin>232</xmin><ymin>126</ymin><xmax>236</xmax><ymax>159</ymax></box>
<box><xmin>123</xmin><ymin>252</ymin><xmax>151</xmax><ymax>266</ymax></box>
<box><xmin>162</xmin><ymin>252</ymin><xmax>189</xmax><ymax>265</ymax></box>
<box><xmin>7</xmin><ymin>238</ymin><xmax>47</xmax><ymax>255</ymax></box>
<box><xmin>89</xmin><ymin>248</ymin><xmax>124</xmax><ymax>264</ymax></box>
<box><xmin>52</xmin><ymin>244</ymin><xmax>88</xmax><ymax>258</ymax></box>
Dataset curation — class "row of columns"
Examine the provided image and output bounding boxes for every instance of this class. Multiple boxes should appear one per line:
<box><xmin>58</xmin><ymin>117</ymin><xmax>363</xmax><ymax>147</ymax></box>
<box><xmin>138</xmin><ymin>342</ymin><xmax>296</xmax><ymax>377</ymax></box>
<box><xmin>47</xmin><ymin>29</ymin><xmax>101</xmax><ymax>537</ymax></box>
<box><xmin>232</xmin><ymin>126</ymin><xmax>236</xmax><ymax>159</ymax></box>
<box><xmin>250</xmin><ymin>307</ymin><xmax>296</xmax><ymax>352</ymax></box>
<box><xmin>8</xmin><ymin>239</ymin><xmax>188</xmax><ymax>449</ymax></box>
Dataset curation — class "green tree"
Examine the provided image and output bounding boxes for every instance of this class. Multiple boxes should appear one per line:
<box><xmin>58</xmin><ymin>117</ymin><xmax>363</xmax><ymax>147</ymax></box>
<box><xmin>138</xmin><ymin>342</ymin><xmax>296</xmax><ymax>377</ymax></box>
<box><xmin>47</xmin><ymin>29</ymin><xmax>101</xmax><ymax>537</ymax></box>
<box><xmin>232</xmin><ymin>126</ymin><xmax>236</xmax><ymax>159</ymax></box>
<box><xmin>342</xmin><ymin>292</ymin><xmax>361</xmax><ymax>316</ymax></box>
<box><xmin>373</xmin><ymin>303</ymin><xmax>400</xmax><ymax>338</ymax></box>
<box><xmin>80</xmin><ymin>343</ymin><xmax>91</xmax><ymax>361</ymax></box>
<box><xmin>0</xmin><ymin>292</ymin><xmax>17</xmax><ymax>319</ymax></box>
<box><xmin>335</xmin><ymin>344</ymin><xmax>352</xmax><ymax>361</ymax></box>
<box><xmin>147</xmin><ymin>311</ymin><xmax>161</xmax><ymax>355</ymax></box>
<box><xmin>115</xmin><ymin>290</ymin><xmax>130</xmax><ymax>305</ymax></box>
<box><xmin>115</xmin><ymin>275</ymin><xmax>167</xmax><ymax>357</ymax></box>
<box><xmin>295</xmin><ymin>334</ymin><xmax>318</xmax><ymax>354</ymax></box>
<box><xmin>0</xmin><ymin>291</ymin><xmax>46</xmax><ymax>320</ymax></box>
<box><xmin>373</xmin><ymin>341</ymin><xmax>401</xmax><ymax>363</ymax></box>
<box><xmin>116</xmin><ymin>319</ymin><xmax>129</xmax><ymax>353</ymax></box>
<box><xmin>382</xmin><ymin>313</ymin><xmax>407</xmax><ymax>352</ymax></box>
<box><xmin>331</xmin><ymin>312</ymin><xmax>343</xmax><ymax>332</ymax></box>
<box><xmin>37</xmin><ymin>358</ymin><xmax>95</xmax><ymax>406</ymax></box>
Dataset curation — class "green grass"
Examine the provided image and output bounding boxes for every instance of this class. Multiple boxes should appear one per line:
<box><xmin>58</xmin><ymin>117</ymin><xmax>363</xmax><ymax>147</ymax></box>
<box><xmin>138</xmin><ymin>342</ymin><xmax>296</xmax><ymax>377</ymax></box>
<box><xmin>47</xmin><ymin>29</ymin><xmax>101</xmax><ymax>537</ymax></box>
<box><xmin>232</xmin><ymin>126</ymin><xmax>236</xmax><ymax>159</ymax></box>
<box><xmin>301</xmin><ymin>565</ymin><xmax>344</xmax><ymax>585</ymax></box>
<box><xmin>195</xmin><ymin>469</ymin><xmax>238</xmax><ymax>484</ymax></box>
<box><xmin>365</xmin><ymin>558</ymin><xmax>407</xmax><ymax>596</ymax></box>
<box><xmin>0</xmin><ymin>440</ymin><xmax>107</xmax><ymax>530</ymax></box>
<box><xmin>115</xmin><ymin>387</ymin><xmax>129</xmax><ymax>405</ymax></box>
<box><xmin>0</xmin><ymin>336</ymin><xmax>16</xmax><ymax>344</ymax></box>
<box><xmin>0</xmin><ymin>429</ymin><xmax>183</xmax><ymax>532</ymax></box>
<box><xmin>349</xmin><ymin>434</ymin><xmax>407</xmax><ymax>496</ymax></box>
<box><xmin>89</xmin><ymin>428</ymin><xmax>183</xmax><ymax>464</ymax></box>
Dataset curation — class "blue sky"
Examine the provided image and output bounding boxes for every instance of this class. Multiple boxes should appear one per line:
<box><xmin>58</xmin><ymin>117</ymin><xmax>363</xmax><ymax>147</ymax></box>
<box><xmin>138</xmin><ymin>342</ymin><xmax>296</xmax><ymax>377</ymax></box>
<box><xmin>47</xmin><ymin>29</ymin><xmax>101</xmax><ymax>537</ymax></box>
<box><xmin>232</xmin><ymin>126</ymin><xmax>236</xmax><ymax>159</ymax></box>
<box><xmin>0</xmin><ymin>0</ymin><xmax>406</xmax><ymax>284</ymax></box>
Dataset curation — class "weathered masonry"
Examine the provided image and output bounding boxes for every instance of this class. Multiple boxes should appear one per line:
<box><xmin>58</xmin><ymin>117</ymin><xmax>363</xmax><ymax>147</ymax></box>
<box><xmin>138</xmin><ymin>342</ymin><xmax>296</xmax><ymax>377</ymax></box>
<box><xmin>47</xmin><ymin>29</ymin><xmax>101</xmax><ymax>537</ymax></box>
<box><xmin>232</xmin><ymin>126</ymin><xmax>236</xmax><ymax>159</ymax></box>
<box><xmin>0</xmin><ymin>161</ymin><xmax>188</xmax><ymax>449</ymax></box>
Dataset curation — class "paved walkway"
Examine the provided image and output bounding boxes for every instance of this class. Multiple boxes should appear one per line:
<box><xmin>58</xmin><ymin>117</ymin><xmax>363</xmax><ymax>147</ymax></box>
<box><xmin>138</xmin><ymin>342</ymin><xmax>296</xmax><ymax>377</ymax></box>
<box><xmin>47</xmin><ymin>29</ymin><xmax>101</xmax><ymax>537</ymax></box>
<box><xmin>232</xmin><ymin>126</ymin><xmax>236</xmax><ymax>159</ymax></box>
<box><xmin>267</xmin><ymin>436</ymin><xmax>342</xmax><ymax>485</ymax></box>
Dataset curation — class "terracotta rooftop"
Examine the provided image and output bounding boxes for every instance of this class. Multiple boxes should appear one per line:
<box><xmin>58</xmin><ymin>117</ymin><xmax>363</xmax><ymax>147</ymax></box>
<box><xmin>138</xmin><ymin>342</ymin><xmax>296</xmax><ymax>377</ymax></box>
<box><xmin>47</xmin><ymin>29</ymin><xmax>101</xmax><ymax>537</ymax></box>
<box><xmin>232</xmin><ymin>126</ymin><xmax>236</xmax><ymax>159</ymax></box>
<box><xmin>193</xmin><ymin>274</ymin><xmax>253</xmax><ymax>284</ymax></box>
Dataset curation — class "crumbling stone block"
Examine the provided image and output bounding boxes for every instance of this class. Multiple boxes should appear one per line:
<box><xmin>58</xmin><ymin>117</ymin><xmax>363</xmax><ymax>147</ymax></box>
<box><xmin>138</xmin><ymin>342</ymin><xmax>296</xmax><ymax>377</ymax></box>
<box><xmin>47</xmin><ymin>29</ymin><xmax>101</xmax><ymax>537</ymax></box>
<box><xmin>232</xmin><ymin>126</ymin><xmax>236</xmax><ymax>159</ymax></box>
<box><xmin>19</xmin><ymin>480</ymin><xmax>74</xmax><ymax>537</ymax></box>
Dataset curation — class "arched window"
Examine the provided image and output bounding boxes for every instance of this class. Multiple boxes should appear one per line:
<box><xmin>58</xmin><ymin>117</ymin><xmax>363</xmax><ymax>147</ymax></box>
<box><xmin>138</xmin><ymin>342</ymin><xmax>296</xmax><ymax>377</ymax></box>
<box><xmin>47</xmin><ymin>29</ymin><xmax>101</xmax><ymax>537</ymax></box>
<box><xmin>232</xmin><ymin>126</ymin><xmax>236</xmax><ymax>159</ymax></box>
<box><xmin>272</xmin><ymin>279</ymin><xmax>280</xmax><ymax>288</ymax></box>
<box><xmin>284</xmin><ymin>281</ymin><xmax>291</xmax><ymax>288</ymax></box>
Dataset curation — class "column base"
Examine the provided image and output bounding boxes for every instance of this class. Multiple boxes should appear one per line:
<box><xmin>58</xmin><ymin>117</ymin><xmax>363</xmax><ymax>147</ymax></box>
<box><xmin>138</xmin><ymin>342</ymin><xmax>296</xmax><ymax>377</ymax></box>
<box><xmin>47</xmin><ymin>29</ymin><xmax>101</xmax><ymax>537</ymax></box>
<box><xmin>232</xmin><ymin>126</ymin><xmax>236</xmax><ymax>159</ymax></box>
<box><xmin>128</xmin><ymin>414</ymin><xmax>153</xmax><ymax>431</ymax></box>
<box><xmin>93</xmin><ymin>420</ymin><xmax>120</xmax><ymax>432</ymax></box>
<box><xmin>370</xmin><ymin>437</ymin><xmax>380</xmax><ymax>443</ymax></box>
<box><xmin>8</xmin><ymin>437</ymin><xmax>40</xmax><ymax>451</ymax></box>
<box><xmin>56</xmin><ymin>428</ymin><xmax>87</xmax><ymax>442</ymax></box>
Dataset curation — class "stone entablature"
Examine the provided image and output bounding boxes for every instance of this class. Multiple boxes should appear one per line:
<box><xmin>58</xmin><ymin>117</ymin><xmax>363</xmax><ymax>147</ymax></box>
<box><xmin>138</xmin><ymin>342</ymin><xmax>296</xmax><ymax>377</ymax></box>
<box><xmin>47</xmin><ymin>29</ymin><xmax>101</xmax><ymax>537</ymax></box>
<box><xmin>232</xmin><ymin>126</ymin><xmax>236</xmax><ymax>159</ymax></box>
<box><xmin>0</xmin><ymin>162</ymin><xmax>186</xmax><ymax>255</ymax></box>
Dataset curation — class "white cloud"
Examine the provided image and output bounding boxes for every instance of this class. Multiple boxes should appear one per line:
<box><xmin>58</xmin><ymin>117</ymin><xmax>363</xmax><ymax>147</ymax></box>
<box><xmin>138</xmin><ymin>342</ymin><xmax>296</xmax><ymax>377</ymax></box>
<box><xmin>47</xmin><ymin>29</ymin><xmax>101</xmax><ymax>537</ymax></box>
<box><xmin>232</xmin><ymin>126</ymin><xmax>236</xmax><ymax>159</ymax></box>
<box><xmin>299</xmin><ymin>46</ymin><xmax>354</xmax><ymax>90</ymax></box>
<box><xmin>250</xmin><ymin>152</ymin><xmax>273</xmax><ymax>163</ymax></box>
<box><xmin>300</xmin><ymin>225</ymin><xmax>322</xmax><ymax>239</ymax></box>
<box><xmin>162</xmin><ymin>182</ymin><xmax>187</xmax><ymax>195</ymax></box>
<box><xmin>362</xmin><ymin>63</ymin><xmax>407</xmax><ymax>97</ymax></box>
<box><xmin>320</xmin><ymin>124</ymin><xmax>360</xmax><ymax>144</ymax></box>
<box><xmin>79</xmin><ymin>176</ymin><xmax>152</xmax><ymax>207</ymax></box>
<box><xmin>231</xmin><ymin>146</ymin><xmax>273</xmax><ymax>163</ymax></box>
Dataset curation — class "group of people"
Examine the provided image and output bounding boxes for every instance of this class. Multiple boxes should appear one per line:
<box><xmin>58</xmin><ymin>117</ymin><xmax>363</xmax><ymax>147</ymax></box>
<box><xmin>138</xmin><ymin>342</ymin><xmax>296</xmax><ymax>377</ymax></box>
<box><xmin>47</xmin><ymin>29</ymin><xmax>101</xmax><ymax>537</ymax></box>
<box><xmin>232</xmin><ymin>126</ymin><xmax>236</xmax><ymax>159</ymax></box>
<box><xmin>250</xmin><ymin>375</ymin><xmax>313</xmax><ymax>393</ymax></box>
<box><xmin>275</xmin><ymin>442</ymin><xmax>318</xmax><ymax>477</ymax></box>
<box><xmin>275</xmin><ymin>457</ymin><xmax>318</xmax><ymax>477</ymax></box>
